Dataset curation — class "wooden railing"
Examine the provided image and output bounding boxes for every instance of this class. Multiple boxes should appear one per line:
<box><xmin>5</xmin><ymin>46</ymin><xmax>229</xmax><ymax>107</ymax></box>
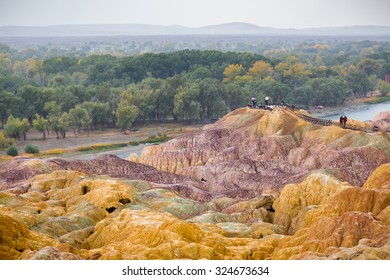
<box><xmin>255</xmin><ymin>104</ymin><xmax>376</xmax><ymax>132</ymax></box>
<box><xmin>292</xmin><ymin>110</ymin><xmax>374</xmax><ymax>132</ymax></box>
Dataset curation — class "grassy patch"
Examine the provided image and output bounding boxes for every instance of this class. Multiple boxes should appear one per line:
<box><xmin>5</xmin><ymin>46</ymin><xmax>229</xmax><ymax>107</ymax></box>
<box><xmin>41</xmin><ymin>148</ymin><xmax>67</xmax><ymax>156</ymax></box>
<box><xmin>365</xmin><ymin>96</ymin><xmax>390</xmax><ymax>104</ymax></box>
<box><xmin>77</xmin><ymin>143</ymin><xmax>127</xmax><ymax>152</ymax></box>
<box><xmin>0</xmin><ymin>154</ymin><xmax>14</xmax><ymax>162</ymax></box>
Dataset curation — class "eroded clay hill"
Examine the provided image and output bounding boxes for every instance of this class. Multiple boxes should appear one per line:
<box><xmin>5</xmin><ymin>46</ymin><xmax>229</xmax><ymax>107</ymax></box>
<box><xmin>1</xmin><ymin>107</ymin><xmax>389</xmax><ymax>260</ymax></box>
<box><xmin>133</xmin><ymin>108</ymin><xmax>390</xmax><ymax>195</ymax></box>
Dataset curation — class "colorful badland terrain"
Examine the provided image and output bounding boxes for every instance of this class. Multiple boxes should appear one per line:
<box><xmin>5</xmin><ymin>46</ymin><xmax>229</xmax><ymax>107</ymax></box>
<box><xmin>0</xmin><ymin>108</ymin><xmax>389</xmax><ymax>260</ymax></box>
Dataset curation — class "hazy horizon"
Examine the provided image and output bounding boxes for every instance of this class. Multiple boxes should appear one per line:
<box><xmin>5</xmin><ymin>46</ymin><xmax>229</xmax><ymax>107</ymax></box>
<box><xmin>2</xmin><ymin>22</ymin><xmax>390</xmax><ymax>29</ymax></box>
<box><xmin>1</xmin><ymin>0</ymin><xmax>390</xmax><ymax>29</ymax></box>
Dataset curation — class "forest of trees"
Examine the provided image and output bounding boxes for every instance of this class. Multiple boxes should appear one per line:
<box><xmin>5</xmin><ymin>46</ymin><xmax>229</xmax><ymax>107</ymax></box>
<box><xmin>1</xmin><ymin>39</ymin><xmax>390</xmax><ymax>145</ymax></box>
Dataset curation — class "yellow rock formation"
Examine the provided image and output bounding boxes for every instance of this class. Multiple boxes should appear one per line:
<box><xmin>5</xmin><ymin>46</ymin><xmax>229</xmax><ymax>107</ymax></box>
<box><xmin>0</xmin><ymin>213</ymin><xmax>58</xmax><ymax>259</ymax></box>
<box><xmin>80</xmin><ymin>208</ymin><xmax>283</xmax><ymax>260</ymax></box>
<box><xmin>0</xmin><ymin>169</ymin><xmax>285</xmax><ymax>260</ymax></box>
<box><xmin>272</xmin><ymin>212</ymin><xmax>390</xmax><ymax>259</ymax></box>
<box><xmin>271</xmin><ymin>164</ymin><xmax>390</xmax><ymax>259</ymax></box>
<box><xmin>273</xmin><ymin>172</ymin><xmax>352</xmax><ymax>233</ymax></box>
<box><xmin>363</xmin><ymin>163</ymin><xmax>390</xmax><ymax>190</ymax></box>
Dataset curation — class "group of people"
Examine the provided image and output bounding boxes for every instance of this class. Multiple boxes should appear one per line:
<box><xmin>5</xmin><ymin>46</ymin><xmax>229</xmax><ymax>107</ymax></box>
<box><xmin>247</xmin><ymin>96</ymin><xmax>272</xmax><ymax>108</ymax></box>
<box><xmin>247</xmin><ymin>97</ymin><xmax>349</xmax><ymax>129</ymax></box>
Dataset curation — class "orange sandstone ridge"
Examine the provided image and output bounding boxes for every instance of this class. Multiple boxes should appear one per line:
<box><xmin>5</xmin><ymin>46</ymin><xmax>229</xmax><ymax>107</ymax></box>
<box><xmin>0</xmin><ymin>108</ymin><xmax>389</xmax><ymax>260</ymax></box>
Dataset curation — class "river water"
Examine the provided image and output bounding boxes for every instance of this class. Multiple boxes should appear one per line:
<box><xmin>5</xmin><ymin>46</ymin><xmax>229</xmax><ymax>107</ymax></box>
<box><xmin>322</xmin><ymin>102</ymin><xmax>390</xmax><ymax>121</ymax></box>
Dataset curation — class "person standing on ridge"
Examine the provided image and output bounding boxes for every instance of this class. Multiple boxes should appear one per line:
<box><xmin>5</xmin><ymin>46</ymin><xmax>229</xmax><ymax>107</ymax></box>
<box><xmin>340</xmin><ymin>114</ymin><xmax>347</xmax><ymax>128</ymax></box>
<box><xmin>265</xmin><ymin>96</ymin><xmax>270</xmax><ymax>106</ymax></box>
<box><xmin>251</xmin><ymin>97</ymin><xmax>257</xmax><ymax>108</ymax></box>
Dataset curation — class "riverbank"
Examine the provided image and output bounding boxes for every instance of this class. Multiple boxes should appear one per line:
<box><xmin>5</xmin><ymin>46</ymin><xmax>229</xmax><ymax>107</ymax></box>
<box><xmin>309</xmin><ymin>94</ymin><xmax>390</xmax><ymax>120</ymax></box>
<box><xmin>309</xmin><ymin>103</ymin><xmax>368</xmax><ymax>119</ymax></box>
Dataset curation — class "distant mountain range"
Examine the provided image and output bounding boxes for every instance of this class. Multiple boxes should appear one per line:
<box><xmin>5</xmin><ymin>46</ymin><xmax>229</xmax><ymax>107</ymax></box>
<box><xmin>1</xmin><ymin>22</ymin><xmax>390</xmax><ymax>37</ymax></box>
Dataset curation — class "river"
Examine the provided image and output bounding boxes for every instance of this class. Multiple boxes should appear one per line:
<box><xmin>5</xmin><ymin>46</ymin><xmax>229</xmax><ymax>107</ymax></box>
<box><xmin>318</xmin><ymin>102</ymin><xmax>390</xmax><ymax>121</ymax></box>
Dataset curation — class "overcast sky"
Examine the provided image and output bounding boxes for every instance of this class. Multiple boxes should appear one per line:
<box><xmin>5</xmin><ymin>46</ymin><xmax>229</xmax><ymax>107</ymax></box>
<box><xmin>0</xmin><ymin>0</ymin><xmax>389</xmax><ymax>29</ymax></box>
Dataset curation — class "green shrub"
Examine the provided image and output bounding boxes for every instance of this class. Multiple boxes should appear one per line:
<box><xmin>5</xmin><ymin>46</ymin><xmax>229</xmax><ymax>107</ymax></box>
<box><xmin>6</xmin><ymin>137</ymin><xmax>14</xmax><ymax>147</ymax></box>
<box><xmin>6</xmin><ymin>145</ymin><xmax>19</xmax><ymax>156</ymax></box>
<box><xmin>24</xmin><ymin>144</ymin><xmax>40</xmax><ymax>154</ymax></box>
<box><xmin>129</xmin><ymin>141</ymin><xmax>139</xmax><ymax>146</ymax></box>
<box><xmin>0</xmin><ymin>132</ymin><xmax>14</xmax><ymax>148</ymax></box>
<box><xmin>140</xmin><ymin>133</ymin><xmax>170</xmax><ymax>144</ymax></box>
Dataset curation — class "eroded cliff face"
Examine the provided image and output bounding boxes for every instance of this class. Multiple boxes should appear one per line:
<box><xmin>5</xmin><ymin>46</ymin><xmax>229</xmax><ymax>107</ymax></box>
<box><xmin>0</xmin><ymin>108</ymin><xmax>389</xmax><ymax>260</ymax></box>
<box><xmin>369</xmin><ymin>111</ymin><xmax>390</xmax><ymax>132</ymax></box>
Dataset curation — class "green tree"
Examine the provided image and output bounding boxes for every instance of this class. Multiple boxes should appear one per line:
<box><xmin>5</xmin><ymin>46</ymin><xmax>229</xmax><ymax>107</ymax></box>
<box><xmin>68</xmin><ymin>106</ymin><xmax>91</xmax><ymax>135</ymax></box>
<box><xmin>358</xmin><ymin>58</ymin><xmax>380</xmax><ymax>77</ymax></box>
<box><xmin>246</xmin><ymin>79</ymin><xmax>290</xmax><ymax>105</ymax></box>
<box><xmin>19</xmin><ymin>118</ymin><xmax>30</xmax><ymax>141</ymax></box>
<box><xmin>160</xmin><ymin>76</ymin><xmax>186</xmax><ymax>121</ymax></box>
<box><xmin>378</xmin><ymin>80</ymin><xmax>390</xmax><ymax>97</ymax></box>
<box><xmin>4</xmin><ymin>115</ymin><xmax>21</xmax><ymax>139</ymax></box>
<box><xmin>59</xmin><ymin>112</ymin><xmax>70</xmax><ymax>138</ymax></box>
<box><xmin>52</xmin><ymin>112</ymin><xmax>69</xmax><ymax>138</ymax></box>
<box><xmin>115</xmin><ymin>104</ymin><xmax>139</xmax><ymax>133</ymax></box>
<box><xmin>379</xmin><ymin>63</ymin><xmax>390</xmax><ymax>80</ymax></box>
<box><xmin>92</xmin><ymin>103</ymin><xmax>110</xmax><ymax>130</ymax></box>
<box><xmin>173</xmin><ymin>84</ymin><xmax>201</xmax><ymax>122</ymax></box>
<box><xmin>17</xmin><ymin>84</ymin><xmax>47</xmax><ymax>122</ymax></box>
<box><xmin>33</xmin><ymin>114</ymin><xmax>48</xmax><ymax>139</ymax></box>
<box><xmin>44</xmin><ymin>100</ymin><xmax>61</xmax><ymax>117</ymax></box>
<box><xmin>83</xmin><ymin>101</ymin><xmax>110</xmax><ymax>130</ymax></box>
<box><xmin>115</xmin><ymin>91</ymin><xmax>139</xmax><ymax>133</ymax></box>
<box><xmin>107</xmin><ymin>92</ymin><xmax>119</xmax><ymax>126</ymax></box>
<box><xmin>0</xmin><ymin>90</ymin><xmax>21</xmax><ymax>128</ymax></box>
<box><xmin>198</xmin><ymin>78</ymin><xmax>227</xmax><ymax>119</ymax></box>
<box><xmin>191</xmin><ymin>66</ymin><xmax>212</xmax><ymax>80</ymax></box>
<box><xmin>286</xmin><ymin>85</ymin><xmax>313</xmax><ymax>108</ymax></box>
<box><xmin>59</xmin><ymin>87</ymin><xmax>79</xmax><ymax>113</ymax></box>
<box><xmin>368</xmin><ymin>75</ymin><xmax>379</xmax><ymax>96</ymax></box>
<box><xmin>131</xmin><ymin>81</ymin><xmax>159</xmax><ymax>122</ymax></box>
<box><xmin>224</xmin><ymin>82</ymin><xmax>248</xmax><ymax>110</ymax></box>
<box><xmin>311</xmin><ymin>77</ymin><xmax>349</xmax><ymax>106</ymax></box>
<box><xmin>347</xmin><ymin>71</ymin><xmax>370</xmax><ymax>98</ymax></box>
<box><xmin>44</xmin><ymin>100</ymin><xmax>62</xmax><ymax>136</ymax></box>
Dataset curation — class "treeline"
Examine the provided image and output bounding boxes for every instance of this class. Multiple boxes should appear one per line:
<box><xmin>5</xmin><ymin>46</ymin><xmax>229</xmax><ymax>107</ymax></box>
<box><xmin>1</xmin><ymin>44</ymin><xmax>390</xmax><ymax>145</ymax></box>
